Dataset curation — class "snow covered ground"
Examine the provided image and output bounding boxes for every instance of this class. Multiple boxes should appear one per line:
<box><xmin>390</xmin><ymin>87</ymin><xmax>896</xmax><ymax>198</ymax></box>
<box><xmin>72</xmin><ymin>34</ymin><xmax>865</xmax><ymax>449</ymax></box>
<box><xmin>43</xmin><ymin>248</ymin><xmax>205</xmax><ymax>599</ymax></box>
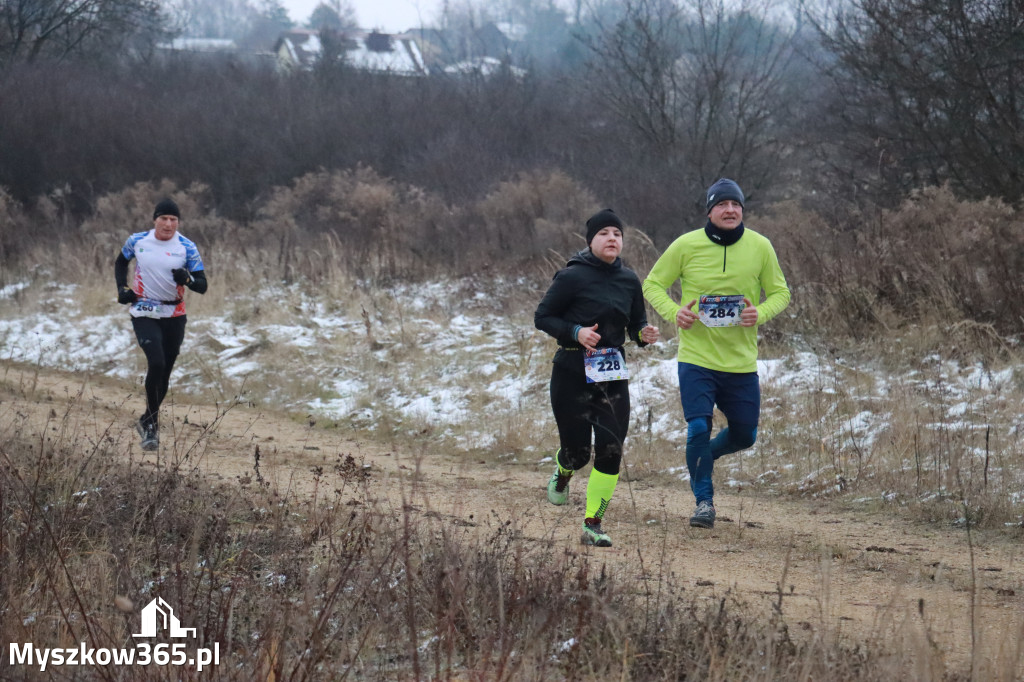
<box><xmin>1</xmin><ymin>277</ymin><xmax>1019</xmax><ymax>518</ymax></box>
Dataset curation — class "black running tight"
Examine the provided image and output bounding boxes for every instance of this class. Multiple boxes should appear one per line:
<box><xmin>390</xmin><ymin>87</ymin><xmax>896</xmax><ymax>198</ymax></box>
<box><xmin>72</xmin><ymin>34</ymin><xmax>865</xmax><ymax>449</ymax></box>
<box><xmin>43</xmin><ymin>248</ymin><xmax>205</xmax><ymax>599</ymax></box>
<box><xmin>131</xmin><ymin>316</ymin><xmax>187</xmax><ymax>427</ymax></box>
<box><xmin>549</xmin><ymin>363</ymin><xmax>630</xmax><ymax>475</ymax></box>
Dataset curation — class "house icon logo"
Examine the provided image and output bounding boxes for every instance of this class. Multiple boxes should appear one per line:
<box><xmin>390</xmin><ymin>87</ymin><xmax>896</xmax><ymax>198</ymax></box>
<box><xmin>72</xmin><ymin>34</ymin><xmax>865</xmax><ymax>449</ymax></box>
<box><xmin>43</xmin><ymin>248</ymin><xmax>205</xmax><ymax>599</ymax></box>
<box><xmin>132</xmin><ymin>597</ymin><xmax>197</xmax><ymax>638</ymax></box>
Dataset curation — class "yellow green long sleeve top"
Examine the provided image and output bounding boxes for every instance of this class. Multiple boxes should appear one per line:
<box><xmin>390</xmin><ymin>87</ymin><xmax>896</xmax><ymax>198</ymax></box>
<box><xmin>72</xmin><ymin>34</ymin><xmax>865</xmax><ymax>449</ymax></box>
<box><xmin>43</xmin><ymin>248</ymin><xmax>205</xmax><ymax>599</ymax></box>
<box><xmin>642</xmin><ymin>224</ymin><xmax>790</xmax><ymax>373</ymax></box>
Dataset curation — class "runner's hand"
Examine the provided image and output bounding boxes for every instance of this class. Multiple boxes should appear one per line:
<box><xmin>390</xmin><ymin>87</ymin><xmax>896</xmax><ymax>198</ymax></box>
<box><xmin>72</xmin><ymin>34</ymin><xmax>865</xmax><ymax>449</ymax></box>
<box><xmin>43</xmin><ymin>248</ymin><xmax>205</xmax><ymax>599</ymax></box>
<box><xmin>171</xmin><ymin>268</ymin><xmax>192</xmax><ymax>286</ymax></box>
<box><xmin>676</xmin><ymin>300</ymin><xmax>698</xmax><ymax>330</ymax></box>
<box><xmin>118</xmin><ymin>287</ymin><xmax>137</xmax><ymax>305</ymax></box>
<box><xmin>640</xmin><ymin>325</ymin><xmax>659</xmax><ymax>344</ymax></box>
<box><xmin>740</xmin><ymin>297</ymin><xmax>758</xmax><ymax>327</ymax></box>
<box><xmin>577</xmin><ymin>324</ymin><xmax>600</xmax><ymax>351</ymax></box>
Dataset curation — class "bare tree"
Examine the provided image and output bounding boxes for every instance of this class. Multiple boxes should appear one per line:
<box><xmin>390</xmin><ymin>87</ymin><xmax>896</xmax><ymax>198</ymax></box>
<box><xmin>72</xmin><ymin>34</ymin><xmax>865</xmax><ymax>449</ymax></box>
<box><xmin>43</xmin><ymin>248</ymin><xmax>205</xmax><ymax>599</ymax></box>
<box><xmin>808</xmin><ymin>0</ymin><xmax>1024</xmax><ymax>205</ymax></box>
<box><xmin>164</xmin><ymin>0</ymin><xmax>252</xmax><ymax>39</ymax></box>
<box><xmin>307</xmin><ymin>0</ymin><xmax>357</xmax><ymax>31</ymax></box>
<box><xmin>237</xmin><ymin>0</ymin><xmax>292</xmax><ymax>50</ymax></box>
<box><xmin>579</xmin><ymin>0</ymin><xmax>685</xmax><ymax>150</ymax></box>
<box><xmin>0</xmin><ymin>0</ymin><xmax>167</xmax><ymax>65</ymax></box>
<box><xmin>578</xmin><ymin>0</ymin><xmax>806</xmax><ymax>204</ymax></box>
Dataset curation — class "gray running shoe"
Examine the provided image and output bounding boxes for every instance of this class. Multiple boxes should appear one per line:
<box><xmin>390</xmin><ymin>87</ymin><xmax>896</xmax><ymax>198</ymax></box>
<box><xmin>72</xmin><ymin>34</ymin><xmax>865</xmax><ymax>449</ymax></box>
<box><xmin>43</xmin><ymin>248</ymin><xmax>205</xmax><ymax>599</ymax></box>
<box><xmin>689</xmin><ymin>500</ymin><xmax>716</xmax><ymax>529</ymax></box>
<box><xmin>546</xmin><ymin>469</ymin><xmax>572</xmax><ymax>505</ymax></box>
<box><xmin>136</xmin><ymin>419</ymin><xmax>159</xmax><ymax>451</ymax></box>
<box><xmin>581</xmin><ymin>518</ymin><xmax>612</xmax><ymax>547</ymax></box>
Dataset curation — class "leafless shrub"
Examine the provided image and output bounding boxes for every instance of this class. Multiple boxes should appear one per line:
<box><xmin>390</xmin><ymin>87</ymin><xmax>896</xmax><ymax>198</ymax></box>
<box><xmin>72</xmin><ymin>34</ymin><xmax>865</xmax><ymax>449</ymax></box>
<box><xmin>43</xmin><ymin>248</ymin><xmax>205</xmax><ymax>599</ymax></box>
<box><xmin>759</xmin><ymin>185</ymin><xmax>1024</xmax><ymax>350</ymax></box>
<box><xmin>475</xmin><ymin>168</ymin><xmax>597</xmax><ymax>261</ymax></box>
<box><xmin>252</xmin><ymin>166</ymin><xmax>453</xmax><ymax>282</ymax></box>
<box><xmin>80</xmin><ymin>180</ymin><xmax>230</xmax><ymax>251</ymax></box>
<box><xmin>6</xmin><ymin>169</ymin><xmax>1024</xmax><ymax>364</ymax></box>
<box><xmin>0</xmin><ymin>186</ymin><xmax>32</xmax><ymax>279</ymax></box>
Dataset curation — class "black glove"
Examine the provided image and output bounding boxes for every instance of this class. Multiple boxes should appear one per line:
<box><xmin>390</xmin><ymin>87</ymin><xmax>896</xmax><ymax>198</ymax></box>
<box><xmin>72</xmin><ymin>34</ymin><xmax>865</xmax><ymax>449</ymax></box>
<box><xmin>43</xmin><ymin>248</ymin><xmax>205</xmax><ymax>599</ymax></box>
<box><xmin>117</xmin><ymin>287</ymin><xmax>137</xmax><ymax>305</ymax></box>
<box><xmin>171</xmin><ymin>268</ymin><xmax>192</xmax><ymax>286</ymax></box>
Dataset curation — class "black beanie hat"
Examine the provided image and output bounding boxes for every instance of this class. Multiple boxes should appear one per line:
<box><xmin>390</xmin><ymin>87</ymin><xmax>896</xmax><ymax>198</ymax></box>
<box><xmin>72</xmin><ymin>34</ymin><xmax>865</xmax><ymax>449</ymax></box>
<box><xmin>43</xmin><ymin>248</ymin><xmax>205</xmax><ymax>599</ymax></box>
<box><xmin>585</xmin><ymin>208</ymin><xmax>624</xmax><ymax>245</ymax></box>
<box><xmin>153</xmin><ymin>198</ymin><xmax>180</xmax><ymax>220</ymax></box>
<box><xmin>705</xmin><ymin>178</ymin><xmax>744</xmax><ymax>213</ymax></box>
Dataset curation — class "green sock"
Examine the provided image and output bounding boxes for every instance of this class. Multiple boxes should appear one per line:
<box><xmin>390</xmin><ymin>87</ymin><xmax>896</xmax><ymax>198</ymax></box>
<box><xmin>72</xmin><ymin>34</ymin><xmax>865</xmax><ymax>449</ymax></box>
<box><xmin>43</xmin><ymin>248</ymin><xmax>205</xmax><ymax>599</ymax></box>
<box><xmin>555</xmin><ymin>449</ymin><xmax>573</xmax><ymax>478</ymax></box>
<box><xmin>585</xmin><ymin>469</ymin><xmax>619</xmax><ymax>520</ymax></box>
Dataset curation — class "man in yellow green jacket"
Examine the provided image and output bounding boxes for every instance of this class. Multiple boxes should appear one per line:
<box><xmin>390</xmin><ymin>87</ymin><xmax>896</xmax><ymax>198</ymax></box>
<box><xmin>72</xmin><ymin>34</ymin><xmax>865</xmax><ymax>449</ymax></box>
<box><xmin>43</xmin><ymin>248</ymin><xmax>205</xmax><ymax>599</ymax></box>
<box><xmin>643</xmin><ymin>179</ymin><xmax>790</xmax><ymax>528</ymax></box>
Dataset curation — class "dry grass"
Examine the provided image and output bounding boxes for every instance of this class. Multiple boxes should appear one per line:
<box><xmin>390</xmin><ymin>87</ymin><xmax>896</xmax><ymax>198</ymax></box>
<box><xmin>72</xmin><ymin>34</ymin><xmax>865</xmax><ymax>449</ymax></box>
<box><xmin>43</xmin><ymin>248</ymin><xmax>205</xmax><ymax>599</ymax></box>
<box><xmin>744</xmin><ymin>343</ymin><xmax>1024</xmax><ymax>527</ymax></box>
<box><xmin>5</xmin><ymin>175</ymin><xmax>1024</xmax><ymax>531</ymax></box>
<box><xmin>0</xmin><ymin>391</ymin><xmax>974</xmax><ymax>681</ymax></box>
<box><xmin>3</xmin><ymin>175</ymin><xmax>1024</xmax><ymax>678</ymax></box>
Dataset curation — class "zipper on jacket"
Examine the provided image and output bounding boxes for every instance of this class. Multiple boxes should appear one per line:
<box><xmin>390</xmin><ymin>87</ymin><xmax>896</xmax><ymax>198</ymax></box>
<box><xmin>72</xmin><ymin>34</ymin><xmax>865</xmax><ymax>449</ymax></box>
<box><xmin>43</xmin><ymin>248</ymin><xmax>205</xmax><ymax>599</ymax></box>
<box><xmin>722</xmin><ymin>246</ymin><xmax>727</xmax><ymax>272</ymax></box>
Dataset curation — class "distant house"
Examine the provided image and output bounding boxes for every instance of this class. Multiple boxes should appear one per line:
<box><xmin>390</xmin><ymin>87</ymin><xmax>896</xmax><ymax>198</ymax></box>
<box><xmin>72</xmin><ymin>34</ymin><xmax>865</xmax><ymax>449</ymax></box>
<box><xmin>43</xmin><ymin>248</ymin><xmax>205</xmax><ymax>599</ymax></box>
<box><xmin>155</xmin><ymin>37</ymin><xmax>276</xmax><ymax>67</ymax></box>
<box><xmin>443</xmin><ymin>56</ymin><xmax>526</xmax><ymax>79</ymax></box>
<box><xmin>407</xmin><ymin>21</ymin><xmax>526</xmax><ymax>72</ymax></box>
<box><xmin>473</xmin><ymin>22</ymin><xmax>515</xmax><ymax>58</ymax></box>
<box><xmin>158</xmin><ymin>37</ymin><xmax>238</xmax><ymax>53</ymax></box>
<box><xmin>274</xmin><ymin>28</ymin><xmax>429</xmax><ymax>76</ymax></box>
<box><xmin>405</xmin><ymin>28</ymin><xmax>450</xmax><ymax>70</ymax></box>
<box><xmin>155</xmin><ymin>37</ymin><xmax>242</xmax><ymax>64</ymax></box>
<box><xmin>492</xmin><ymin>22</ymin><xmax>528</xmax><ymax>44</ymax></box>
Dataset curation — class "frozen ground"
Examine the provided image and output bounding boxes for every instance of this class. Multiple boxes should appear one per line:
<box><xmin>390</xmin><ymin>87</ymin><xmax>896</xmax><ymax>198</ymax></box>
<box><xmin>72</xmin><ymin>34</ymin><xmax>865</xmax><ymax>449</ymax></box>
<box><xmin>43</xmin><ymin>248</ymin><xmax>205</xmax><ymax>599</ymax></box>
<box><xmin>0</xmin><ymin>277</ymin><xmax>1017</xmax><ymax>508</ymax></box>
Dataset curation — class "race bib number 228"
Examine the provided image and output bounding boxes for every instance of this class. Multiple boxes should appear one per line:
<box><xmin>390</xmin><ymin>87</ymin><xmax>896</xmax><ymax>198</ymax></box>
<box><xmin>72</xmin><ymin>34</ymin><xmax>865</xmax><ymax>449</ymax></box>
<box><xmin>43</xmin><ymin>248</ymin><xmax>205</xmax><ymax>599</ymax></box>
<box><xmin>584</xmin><ymin>348</ymin><xmax>629</xmax><ymax>383</ymax></box>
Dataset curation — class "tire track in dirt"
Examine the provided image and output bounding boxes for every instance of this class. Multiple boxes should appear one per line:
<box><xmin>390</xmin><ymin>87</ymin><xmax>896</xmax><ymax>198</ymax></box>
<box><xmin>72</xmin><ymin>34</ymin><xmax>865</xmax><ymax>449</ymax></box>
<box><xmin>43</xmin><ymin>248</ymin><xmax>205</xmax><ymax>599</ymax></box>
<box><xmin>2</xmin><ymin>362</ymin><xmax>1022</xmax><ymax>676</ymax></box>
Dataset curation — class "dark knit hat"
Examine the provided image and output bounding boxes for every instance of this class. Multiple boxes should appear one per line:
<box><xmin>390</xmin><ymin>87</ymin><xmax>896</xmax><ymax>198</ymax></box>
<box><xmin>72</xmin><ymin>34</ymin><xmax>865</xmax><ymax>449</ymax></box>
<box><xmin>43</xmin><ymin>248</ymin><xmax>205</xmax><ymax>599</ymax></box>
<box><xmin>153</xmin><ymin>198</ymin><xmax>180</xmax><ymax>220</ymax></box>
<box><xmin>585</xmin><ymin>208</ymin><xmax>624</xmax><ymax>245</ymax></box>
<box><xmin>705</xmin><ymin>179</ymin><xmax>744</xmax><ymax>213</ymax></box>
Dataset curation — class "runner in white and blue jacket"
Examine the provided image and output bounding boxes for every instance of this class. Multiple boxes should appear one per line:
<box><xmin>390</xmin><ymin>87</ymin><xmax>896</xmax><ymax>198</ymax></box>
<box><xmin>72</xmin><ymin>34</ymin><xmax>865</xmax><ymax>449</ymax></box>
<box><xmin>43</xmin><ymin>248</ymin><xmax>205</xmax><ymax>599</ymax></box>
<box><xmin>114</xmin><ymin>198</ymin><xmax>207</xmax><ymax>451</ymax></box>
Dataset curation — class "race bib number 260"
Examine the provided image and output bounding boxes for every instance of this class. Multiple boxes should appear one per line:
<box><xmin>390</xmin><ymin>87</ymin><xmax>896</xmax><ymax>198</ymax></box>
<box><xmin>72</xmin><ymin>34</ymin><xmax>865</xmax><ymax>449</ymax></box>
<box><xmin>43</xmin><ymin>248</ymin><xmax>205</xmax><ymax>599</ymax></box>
<box><xmin>584</xmin><ymin>348</ymin><xmax>629</xmax><ymax>383</ymax></box>
<box><xmin>131</xmin><ymin>301</ymin><xmax>171</xmax><ymax>317</ymax></box>
<box><xmin>699</xmin><ymin>294</ymin><xmax>745</xmax><ymax>327</ymax></box>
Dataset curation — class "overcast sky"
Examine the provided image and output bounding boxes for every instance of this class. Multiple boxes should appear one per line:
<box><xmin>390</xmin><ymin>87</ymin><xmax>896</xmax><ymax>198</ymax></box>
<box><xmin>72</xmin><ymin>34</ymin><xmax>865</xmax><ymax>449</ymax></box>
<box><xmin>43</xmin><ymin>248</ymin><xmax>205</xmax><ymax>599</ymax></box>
<box><xmin>284</xmin><ymin>0</ymin><xmax>446</xmax><ymax>32</ymax></box>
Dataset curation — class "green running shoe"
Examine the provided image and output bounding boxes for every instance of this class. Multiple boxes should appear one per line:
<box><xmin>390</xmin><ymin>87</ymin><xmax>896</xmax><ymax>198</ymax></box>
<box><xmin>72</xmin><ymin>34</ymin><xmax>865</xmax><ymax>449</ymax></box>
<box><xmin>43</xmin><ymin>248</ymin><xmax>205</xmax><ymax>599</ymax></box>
<box><xmin>581</xmin><ymin>518</ymin><xmax>612</xmax><ymax>547</ymax></box>
<box><xmin>546</xmin><ymin>468</ymin><xmax>571</xmax><ymax>505</ymax></box>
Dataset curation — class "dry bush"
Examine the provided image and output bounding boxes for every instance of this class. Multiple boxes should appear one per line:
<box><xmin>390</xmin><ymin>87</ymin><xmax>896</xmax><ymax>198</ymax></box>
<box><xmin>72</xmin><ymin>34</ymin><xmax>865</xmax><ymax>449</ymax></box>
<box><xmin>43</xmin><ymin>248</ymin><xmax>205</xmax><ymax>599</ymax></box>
<box><xmin>239</xmin><ymin>166</ymin><xmax>605</xmax><ymax>285</ymax></box>
<box><xmin>757</xmin><ymin>201</ymin><xmax>876</xmax><ymax>341</ymax></box>
<box><xmin>474</xmin><ymin>168</ymin><xmax>598</xmax><ymax>263</ymax></box>
<box><xmin>26</xmin><ymin>173</ymin><xmax>1021</xmax><ymax>364</ymax></box>
<box><xmin>759</xmin><ymin>187</ymin><xmax>1024</xmax><ymax>353</ymax></box>
<box><xmin>869</xmin><ymin>186</ymin><xmax>1022</xmax><ymax>332</ymax></box>
<box><xmin>69</xmin><ymin>180</ymin><xmax>258</xmax><ymax>320</ymax></box>
<box><xmin>19</xmin><ymin>181</ymin><xmax>234</xmax><ymax>315</ymax></box>
<box><xmin>0</xmin><ymin>185</ymin><xmax>89</xmax><ymax>283</ymax></box>
<box><xmin>11</xmin><ymin>180</ymin><xmax>236</xmax><ymax>300</ymax></box>
<box><xmin>80</xmin><ymin>180</ymin><xmax>232</xmax><ymax>253</ymax></box>
<box><xmin>0</xmin><ymin>186</ymin><xmax>35</xmax><ymax>278</ymax></box>
<box><xmin>253</xmin><ymin>166</ymin><xmax>454</xmax><ymax>282</ymax></box>
<box><xmin>80</xmin><ymin>180</ymin><xmax>180</xmax><ymax>252</ymax></box>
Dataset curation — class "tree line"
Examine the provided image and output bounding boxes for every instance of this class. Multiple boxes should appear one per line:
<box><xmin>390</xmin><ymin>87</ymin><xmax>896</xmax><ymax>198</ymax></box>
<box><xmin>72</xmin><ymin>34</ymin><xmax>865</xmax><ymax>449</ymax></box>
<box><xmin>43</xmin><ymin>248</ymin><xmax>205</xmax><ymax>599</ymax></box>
<box><xmin>0</xmin><ymin>0</ymin><xmax>1021</xmax><ymax>244</ymax></box>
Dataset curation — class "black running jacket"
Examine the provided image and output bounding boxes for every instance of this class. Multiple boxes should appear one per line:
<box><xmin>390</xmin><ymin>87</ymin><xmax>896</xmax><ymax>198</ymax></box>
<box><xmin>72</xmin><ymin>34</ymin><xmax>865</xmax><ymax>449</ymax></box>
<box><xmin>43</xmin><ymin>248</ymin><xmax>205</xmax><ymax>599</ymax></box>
<box><xmin>534</xmin><ymin>249</ymin><xmax>650</xmax><ymax>375</ymax></box>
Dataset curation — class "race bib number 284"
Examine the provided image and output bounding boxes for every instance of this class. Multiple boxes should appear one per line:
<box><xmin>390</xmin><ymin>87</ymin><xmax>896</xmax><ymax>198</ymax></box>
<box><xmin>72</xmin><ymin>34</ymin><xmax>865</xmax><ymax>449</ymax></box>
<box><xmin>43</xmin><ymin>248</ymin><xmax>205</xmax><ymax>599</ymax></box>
<box><xmin>699</xmin><ymin>294</ymin><xmax>745</xmax><ymax>328</ymax></box>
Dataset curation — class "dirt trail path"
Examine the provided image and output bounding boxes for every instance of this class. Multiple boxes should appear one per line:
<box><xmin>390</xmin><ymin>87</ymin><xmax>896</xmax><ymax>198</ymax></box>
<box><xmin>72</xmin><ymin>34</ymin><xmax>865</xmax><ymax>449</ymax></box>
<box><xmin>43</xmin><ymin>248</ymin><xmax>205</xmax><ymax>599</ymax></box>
<box><xmin>2</xmin><ymin>363</ymin><xmax>1022</xmax><ymax>677</ymax></box>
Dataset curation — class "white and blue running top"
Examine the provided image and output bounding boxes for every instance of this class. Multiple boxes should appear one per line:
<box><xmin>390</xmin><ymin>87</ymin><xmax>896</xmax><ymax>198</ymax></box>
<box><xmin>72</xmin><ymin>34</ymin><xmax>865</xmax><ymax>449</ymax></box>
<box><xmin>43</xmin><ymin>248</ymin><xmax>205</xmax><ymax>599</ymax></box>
<box><xmin>120</xmin><ymin>230</ymin><xmax>204</xmax><ymax>319</ymax></box>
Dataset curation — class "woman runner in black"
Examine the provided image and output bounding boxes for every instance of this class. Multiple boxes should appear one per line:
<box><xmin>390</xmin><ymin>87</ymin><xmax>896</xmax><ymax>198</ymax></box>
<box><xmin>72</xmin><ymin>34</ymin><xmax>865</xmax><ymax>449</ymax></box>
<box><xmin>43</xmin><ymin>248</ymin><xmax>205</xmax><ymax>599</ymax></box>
<box><xmin>534</xmin><ymin>209</ymin><xmax>659</xmax><ymax>547</ymax></box>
